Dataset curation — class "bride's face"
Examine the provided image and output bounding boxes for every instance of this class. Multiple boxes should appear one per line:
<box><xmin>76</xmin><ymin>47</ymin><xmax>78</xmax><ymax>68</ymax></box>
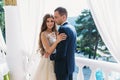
<box><xmin>46</xmin><ymin>17</ymin><xmax>55</xmax><ymax>30</ymax></box>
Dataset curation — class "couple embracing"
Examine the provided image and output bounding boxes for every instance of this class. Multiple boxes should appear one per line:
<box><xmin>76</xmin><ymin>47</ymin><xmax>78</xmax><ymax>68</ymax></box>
<box><xmin>34</xmin><ymin>7</ymin><xmax>77</xmax><ymax>80</ymax></box>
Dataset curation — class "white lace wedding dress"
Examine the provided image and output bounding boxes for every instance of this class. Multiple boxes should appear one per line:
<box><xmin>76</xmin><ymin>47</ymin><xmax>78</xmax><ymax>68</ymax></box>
<box><xmin>33</xmin><ymin>32</ymin><xmax>56</xmax><ymax>80</ymax></box>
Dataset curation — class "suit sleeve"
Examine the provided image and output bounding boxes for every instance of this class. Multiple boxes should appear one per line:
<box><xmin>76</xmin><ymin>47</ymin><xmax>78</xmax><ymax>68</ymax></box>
<box><xmin>55</xmin><ymin>27</ymin><xmax>69</xmax><ymax>61</ymax></box>
<box><xmin>50</xmin><ymin>27</ymin><xmax>69</xmax><ymax>61</ymax></box>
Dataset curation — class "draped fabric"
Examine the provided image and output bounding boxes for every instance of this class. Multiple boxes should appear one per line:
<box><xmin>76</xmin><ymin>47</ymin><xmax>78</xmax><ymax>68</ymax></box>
<box><xmin>0</xmin><ymin>28</ymin><xmax>6</xmax><ymax>52</ymax></box>
<box><xmin>87</xmin><ymin>0</ymin><xmax>120</xmax><ymax>63</ymax></box>
<box><xmin>4</xmin><ymin>0</ymin><xmax>45</xmax><ymax>80</ymax></box>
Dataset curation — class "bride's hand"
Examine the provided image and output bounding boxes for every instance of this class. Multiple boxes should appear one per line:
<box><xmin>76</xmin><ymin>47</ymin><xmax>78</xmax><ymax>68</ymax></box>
<box><xmin>56</xmin><ymin>33</ymin><xmax>67</xmax><ymax>43</ymax></box>
<box><xmin>44</xmin><ymin>53</ymin><xmax>50</xmax><ymax>58</ymax></box>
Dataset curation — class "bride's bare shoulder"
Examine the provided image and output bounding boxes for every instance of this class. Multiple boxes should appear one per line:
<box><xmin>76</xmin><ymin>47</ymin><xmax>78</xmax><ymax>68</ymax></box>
<box><xmin>41</xmin><ymin>31</ymin><xmax>47</xmax><ymax>37</ymax></box>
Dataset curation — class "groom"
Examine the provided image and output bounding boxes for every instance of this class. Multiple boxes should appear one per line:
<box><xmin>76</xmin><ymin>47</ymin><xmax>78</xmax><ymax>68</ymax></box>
<box><xmin>50</xmin><ymin>7</ymin><xmax>77</xmax><ymax>80</ymax></box>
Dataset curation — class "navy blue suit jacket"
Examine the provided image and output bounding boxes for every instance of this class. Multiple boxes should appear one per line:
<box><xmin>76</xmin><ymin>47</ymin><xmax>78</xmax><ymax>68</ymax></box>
<box><xmin>50</xmin><ymin>22</ymin><xmax>77</xmax><ymax>75</ymax></box>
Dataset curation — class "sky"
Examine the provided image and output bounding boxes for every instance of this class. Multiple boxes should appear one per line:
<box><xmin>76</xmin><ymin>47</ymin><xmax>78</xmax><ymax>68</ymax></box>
<box><xmin>43</xmin><ymin>0</ymin><xmax>89</xmax><ymax>17</ymax></box>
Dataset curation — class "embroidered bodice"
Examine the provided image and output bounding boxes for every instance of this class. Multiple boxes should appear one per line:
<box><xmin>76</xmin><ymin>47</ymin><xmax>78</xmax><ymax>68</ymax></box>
<box><xmin>44</xmin><ymin>32</ymin><xmax>56</xmax><ymax>53</ymax></box>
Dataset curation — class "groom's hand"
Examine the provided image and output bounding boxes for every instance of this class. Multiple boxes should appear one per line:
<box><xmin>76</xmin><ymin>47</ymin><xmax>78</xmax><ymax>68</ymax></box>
<box><xmin>50</xmin><ymin>54</ymin><xmax>55</xmax><ymax>60</ymax></box>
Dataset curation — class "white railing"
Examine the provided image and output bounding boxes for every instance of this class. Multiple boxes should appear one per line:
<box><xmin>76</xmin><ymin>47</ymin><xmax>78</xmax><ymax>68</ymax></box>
<box><xmin>75</xmin><ymin>57</ymin><xmax>120</xmax><ymax>80</ymax></box>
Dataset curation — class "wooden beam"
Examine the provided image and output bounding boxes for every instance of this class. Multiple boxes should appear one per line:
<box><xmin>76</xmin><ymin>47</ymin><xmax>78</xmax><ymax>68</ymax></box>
<box><xmin>4</xmin><ymin>0</ymin><xmax>17</xmax><ymax>6</ymax></box>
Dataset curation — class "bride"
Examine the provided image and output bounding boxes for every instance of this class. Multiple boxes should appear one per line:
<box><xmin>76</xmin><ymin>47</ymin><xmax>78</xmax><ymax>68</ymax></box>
<box><xmin>33</xmin><ymin>14</ymin><xmax>66</xmax><ymax>80</ymax></box>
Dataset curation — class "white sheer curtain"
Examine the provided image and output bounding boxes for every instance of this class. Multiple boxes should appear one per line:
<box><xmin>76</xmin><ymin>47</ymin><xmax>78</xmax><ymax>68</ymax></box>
<box><xmin>17</xmin><ymin>0</ymin><xmax>45</xmax><ymax>79</ymax></box>
<box><xmin>4</xmin><ymin>0</ymin><xmax>45</xmax><ymax>80</ymax></box>
<box><xmin>0</xmin><ymin>28</ymin><xmax>6</xmax><ymax>52</ymax></box>
<box><xmin>0</xmin><ymin>28</ymin><xmax>8</xmax><ymax>80</ymax></box>
<box><xmin>0</xmin><ymin>28</ymin><xmax>6</xmax><ymax>62</ymax></box>
<box><xmin>87</xmin><ymin>0</ymin><xmax>120</xmax><ymax>63</ymax></box>
<box><xmin>5</xmin><ymin>6</ymin><xmax>26</xmax><ymax>80</ymax></box>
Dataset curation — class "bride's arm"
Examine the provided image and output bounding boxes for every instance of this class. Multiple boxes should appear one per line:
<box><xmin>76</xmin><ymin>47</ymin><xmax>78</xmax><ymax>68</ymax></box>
<box><xmin>41</xmin><ymin>32</ymin><xmax>66</xmax><ymax>55</ymax></box>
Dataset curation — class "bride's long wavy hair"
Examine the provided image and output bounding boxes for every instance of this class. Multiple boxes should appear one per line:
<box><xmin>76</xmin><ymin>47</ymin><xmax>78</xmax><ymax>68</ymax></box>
<box><xmin>38</xmin><ymin>14</ymin><xmax>57</xmax><ymax>56</ymax></box>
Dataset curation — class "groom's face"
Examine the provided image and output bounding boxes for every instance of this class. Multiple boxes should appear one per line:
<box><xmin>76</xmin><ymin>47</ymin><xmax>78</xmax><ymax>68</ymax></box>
<box><xmin>54</xmin><ymin>11</ymin><xmax>63</xmax><ymax>25</ymax></box>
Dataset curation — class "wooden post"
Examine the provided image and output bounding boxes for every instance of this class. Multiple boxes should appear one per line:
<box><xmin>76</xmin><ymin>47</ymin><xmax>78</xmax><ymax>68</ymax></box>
<box><xmin>4</xmin><ymin>0</ymin><xmax>17</xmax><ymax>6</ymax></box>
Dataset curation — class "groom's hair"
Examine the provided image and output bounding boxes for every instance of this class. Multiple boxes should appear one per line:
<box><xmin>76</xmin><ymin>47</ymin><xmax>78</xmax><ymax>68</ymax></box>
<box><xmin>54</xmin><ymin>7</ymin><xmax>68</xmax><ymax>17</ymax></box>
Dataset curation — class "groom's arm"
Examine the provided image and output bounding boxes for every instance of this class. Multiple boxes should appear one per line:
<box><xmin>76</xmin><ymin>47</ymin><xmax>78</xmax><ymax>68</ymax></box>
<box><xmin>53</xmin><ymin>27</ymin><xmax>69</xmax><ymax>61</ymax></box>
<box><xmin>55</xmin><ymin>37</ymin><xmax>68</xmax><ymax>60</ymax></box>
<box><xmin>50</xmin><ymin>54</ymin><xmax>55</xmax><ymax>60</ymax></box>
